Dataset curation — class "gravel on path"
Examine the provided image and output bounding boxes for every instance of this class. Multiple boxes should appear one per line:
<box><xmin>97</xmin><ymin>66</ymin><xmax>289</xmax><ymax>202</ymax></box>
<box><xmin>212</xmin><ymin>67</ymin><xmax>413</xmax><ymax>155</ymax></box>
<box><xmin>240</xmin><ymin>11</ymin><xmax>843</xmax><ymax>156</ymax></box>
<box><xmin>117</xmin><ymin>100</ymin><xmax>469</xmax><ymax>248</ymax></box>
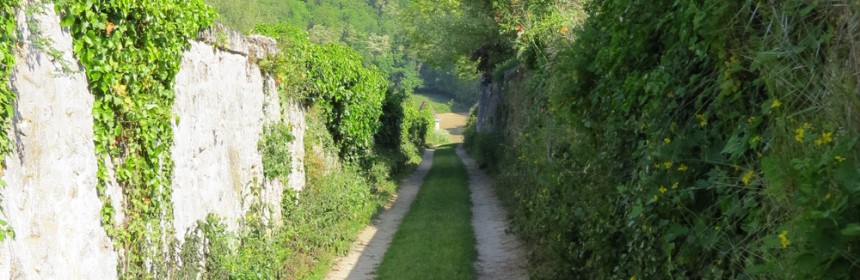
<box><xmin>457</xmin><ymin>145</ymin><xmax>528</xmax><ymax>280</ymax></box>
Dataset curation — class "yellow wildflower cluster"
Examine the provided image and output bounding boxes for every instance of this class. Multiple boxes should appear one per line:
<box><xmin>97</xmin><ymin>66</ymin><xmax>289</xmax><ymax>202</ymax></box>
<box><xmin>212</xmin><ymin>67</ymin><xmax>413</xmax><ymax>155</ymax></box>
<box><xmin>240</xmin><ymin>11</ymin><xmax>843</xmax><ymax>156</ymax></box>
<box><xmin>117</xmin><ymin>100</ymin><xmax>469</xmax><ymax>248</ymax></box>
<box><xmin>664</xmin><ymin>138</ymin><xmax>672</xmax><ymax>144</ymax></box>
<box><xmin>663</xmin><ymin>161</ymin><xmax>673</xmax><ymax>169</ymax></box>
<box><xmin>741</xmin><ymin>170</ymin><xmax>755</xmax><ymax>186</ymax></box>
<box><xmin>659</xmin><ymin>186</ymin><xmax>668</xmax><ymax>194</ymax></box>
<box><xmin>795</xmin><ymin>123</ymin><xmax>812</xmax><ymax>143</ymax></box>
<box><xmin>835</xmin><ymin>155</ymin><xmax>847</xmax><ymax>163</ymax></box>
<box><xmin>815</xmin><ymin>131</ymin><xmax>833</xmax><ymax>146</ymax></box>
<box><xmin>779</xmin><ymin>230</ymin><xmax>790</xmax><ymax>248</ymax></box>
<box><xmin>771</xmin><ymin>99</ymin><xmax>782</xmax><ymax>109</ymax></box>
<box><xmin>677</xmin><ymin>164</ymin><xmax>688</xmax><ymax>172</ymax></box>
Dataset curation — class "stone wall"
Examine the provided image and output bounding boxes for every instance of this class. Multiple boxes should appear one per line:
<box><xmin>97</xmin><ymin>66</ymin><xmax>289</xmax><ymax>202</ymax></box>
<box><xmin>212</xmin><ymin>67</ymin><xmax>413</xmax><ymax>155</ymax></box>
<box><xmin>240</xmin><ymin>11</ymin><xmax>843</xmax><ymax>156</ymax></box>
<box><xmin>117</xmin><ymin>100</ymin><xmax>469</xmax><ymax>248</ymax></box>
<box><xmin>0</xmin><ymin>3</ymin><xmax>118</xmax><ymax>279</ymax></box>
<box><xmin>0</xmin><ymin>4</ymin><xmax>305</xmax><ymax>278</ymax></box>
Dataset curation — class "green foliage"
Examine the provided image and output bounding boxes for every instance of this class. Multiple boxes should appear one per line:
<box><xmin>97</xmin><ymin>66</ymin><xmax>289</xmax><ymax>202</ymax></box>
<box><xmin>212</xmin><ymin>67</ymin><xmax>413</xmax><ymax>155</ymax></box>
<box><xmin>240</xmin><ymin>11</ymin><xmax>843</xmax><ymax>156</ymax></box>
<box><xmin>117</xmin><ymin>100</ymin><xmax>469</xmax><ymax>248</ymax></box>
<box><xmin>259</xmin><ymin>123</ymin><xmax>295</xmax><ymax>182</ymax></box>
<box><xmin>257</xmin><ymin>24</ymin><xmax>388</xmax><ymax>160</ymax></box>
<box><xmin>0</xmin><ymin>0</ymin><xmax>18</xmax><ymax>242</ymax></box>
<box><xmin>491</xmin><ymin>0</ymin><xmax>584</xmax><ymax>68</ymax></box>
<box><xmin>472</xmin><ymin>0</ymin><xmax>860</xmax><ymax>279</ymax></box>
<box><xmin>401</xmin><ymin>0</ymin><xmax>504</xmax><ymax>70</ymax></box>
<box><xmin>209</xmin><ymin>0</ymin><xmax>424</xmax><ymax>95</ymax></box>
<box><xmin>376</xmin><ymin>146</ymin><xmax>476</xmax><ymax>280</ymax></box>
<box><xmin>416</xmin><ymin>67</ymin><xmax>478</xmax><ymax>108</ymax></box>
<box><xmin>55</xmin><ymin>0</ymin><xmax>215</xmax><ymax>277</ymax></box>
<box><xmin>376</xmin><ymin>88</ymin><xmax>433</xmax><ymax>167</ymax></box>
<box><xmin>306</xmin><ymin>43</ymin><xmax>387</xmax><ymax>159</ymax></box>
<box><xmin>463</xmin><ymin>108</ymin><xmax>499</xmax><ymax>170</ymax></box>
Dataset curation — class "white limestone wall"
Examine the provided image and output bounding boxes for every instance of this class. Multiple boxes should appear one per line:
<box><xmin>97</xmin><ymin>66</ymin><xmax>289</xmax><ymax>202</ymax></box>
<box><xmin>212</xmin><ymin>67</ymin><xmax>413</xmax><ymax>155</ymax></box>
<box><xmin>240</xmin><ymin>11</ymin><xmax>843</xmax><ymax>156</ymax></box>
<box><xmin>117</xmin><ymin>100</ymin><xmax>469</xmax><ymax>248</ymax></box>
<box><xmin>0</xmin><ymin>3</ymin><xmax>119</xmax><ymax>279</ymax></box>
<box><xmin>171</xmin><ymin>26</ymin><xmax>305</xmax><ymax>240</ymax></box>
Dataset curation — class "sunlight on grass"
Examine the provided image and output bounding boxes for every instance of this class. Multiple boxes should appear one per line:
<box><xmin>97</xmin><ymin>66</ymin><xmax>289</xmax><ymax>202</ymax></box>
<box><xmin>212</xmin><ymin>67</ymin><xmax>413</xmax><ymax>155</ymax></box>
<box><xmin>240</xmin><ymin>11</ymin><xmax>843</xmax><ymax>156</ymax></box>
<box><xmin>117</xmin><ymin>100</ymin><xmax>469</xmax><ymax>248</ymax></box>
<box><xmin>376</xmin><ymin>146</ymin><xmax>476</xmax><ymax>280</ymax></box>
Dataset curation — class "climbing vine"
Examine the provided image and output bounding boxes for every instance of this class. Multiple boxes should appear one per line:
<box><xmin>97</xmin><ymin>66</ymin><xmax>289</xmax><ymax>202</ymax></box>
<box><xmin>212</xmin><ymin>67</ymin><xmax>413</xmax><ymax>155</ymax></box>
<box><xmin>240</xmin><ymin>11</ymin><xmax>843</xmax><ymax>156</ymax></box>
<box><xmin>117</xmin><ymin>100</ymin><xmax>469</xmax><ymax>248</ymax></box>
<box><xmin>0</xmin><ymin>0</ymin><xmax>18</xmax><ymax>242</ymax></box>
<box><xmin>55</xmin><ymin>0</ymin><xmax>214</xmax><ymax>277</ymax></box>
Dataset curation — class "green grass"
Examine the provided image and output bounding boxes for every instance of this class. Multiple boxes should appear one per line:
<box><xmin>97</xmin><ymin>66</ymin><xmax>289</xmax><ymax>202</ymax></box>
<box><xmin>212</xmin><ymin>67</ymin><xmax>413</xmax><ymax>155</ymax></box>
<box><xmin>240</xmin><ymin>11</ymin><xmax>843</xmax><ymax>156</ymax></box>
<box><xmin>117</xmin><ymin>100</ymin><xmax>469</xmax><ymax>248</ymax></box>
<box><xmin>376</xmin><ymin>145</ymin><xmax>476</xmax><ymax>280</ymax></box>
<box><xmin>411</xmin><ymin>90</ymin><xmax>469</xmax><ymax>114</ymax></box>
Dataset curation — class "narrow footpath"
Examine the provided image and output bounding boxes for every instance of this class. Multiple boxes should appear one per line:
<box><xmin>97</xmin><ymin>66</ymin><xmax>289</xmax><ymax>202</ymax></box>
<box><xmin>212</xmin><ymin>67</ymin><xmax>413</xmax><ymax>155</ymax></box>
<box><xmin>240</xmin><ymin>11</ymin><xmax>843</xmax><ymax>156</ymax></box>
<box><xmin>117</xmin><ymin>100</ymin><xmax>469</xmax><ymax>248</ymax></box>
<box><xmin>327</xmin><ymin>108</ymin><xmax>526</xmax><ymax>279</ymax></box>
<box><xmin>457</xmin><ymin>145</ymin><xmax>527</xmax><ymax>280</ymax></box>
<box><xmin>325</xmin><ymin>149</ymin><xmax>435</xmax><ymax>280</ymax></box>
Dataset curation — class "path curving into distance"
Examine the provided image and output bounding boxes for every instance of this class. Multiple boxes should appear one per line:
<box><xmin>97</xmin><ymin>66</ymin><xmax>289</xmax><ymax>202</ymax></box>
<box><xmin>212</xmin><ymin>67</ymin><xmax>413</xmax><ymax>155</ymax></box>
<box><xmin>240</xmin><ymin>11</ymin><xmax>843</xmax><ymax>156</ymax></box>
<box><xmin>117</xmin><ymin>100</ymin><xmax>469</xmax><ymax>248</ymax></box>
<box><xmin>457</xmin><ymin>145</ymin><xmax>528</xmax><ymax>280</ymax></box>
<box><xmin>325</xmin><ymin>149</ymin><xmax>435</xmax><ymax>280</ymax></box>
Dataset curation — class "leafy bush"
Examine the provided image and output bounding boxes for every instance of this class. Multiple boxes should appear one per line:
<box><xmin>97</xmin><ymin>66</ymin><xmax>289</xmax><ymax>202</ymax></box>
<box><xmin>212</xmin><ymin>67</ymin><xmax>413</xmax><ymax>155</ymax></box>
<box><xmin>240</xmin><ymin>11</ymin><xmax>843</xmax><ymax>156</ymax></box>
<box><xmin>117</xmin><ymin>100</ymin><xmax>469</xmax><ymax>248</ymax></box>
<box><xmin>256</xmin><ymin>24</ymin><xmax>387</xmax><ymax>161</ymax></box>
<box><xmin>375</xmin><ymin>87</ymin><xmax>434</xmax><ymax>169</ymax></box>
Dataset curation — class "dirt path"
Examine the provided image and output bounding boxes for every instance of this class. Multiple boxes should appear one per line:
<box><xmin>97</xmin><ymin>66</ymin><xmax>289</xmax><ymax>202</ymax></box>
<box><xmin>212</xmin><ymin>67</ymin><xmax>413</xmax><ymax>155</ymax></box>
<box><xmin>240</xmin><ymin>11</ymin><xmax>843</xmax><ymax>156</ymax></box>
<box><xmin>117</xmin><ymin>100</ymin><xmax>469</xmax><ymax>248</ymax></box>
<box><xmin>457</xmin><ymin>145</ymin><xmax>528</xmax><ymax>280</ymax></box>
<box><xmin>437</xmin><ymin>112</ymin><xmax>468</xmax><ymax>143</ymax></box>
<box><xmin>325</xmin><ymin>149</ymin><xmax>435</xmax><ymax>280</ymax></box>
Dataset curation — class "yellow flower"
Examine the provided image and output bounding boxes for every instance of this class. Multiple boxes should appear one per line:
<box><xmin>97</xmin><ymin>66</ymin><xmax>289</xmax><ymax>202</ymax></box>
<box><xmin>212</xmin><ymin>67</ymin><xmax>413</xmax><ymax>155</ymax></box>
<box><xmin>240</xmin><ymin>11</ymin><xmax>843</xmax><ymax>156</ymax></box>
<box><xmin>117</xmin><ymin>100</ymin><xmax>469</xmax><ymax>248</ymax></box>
<box><xmin>653</xmin><ymin>195</ymin><xmax>659</xmax><ymax>202</ymax></box>
<box><xmin>795</xmin><ymin>127</ymin><xmax>805</xmax><ymax>143</ymax></box>
<box><xmin>835</xmin><ymin>155</ymin><xmax>847</xmax><ymax>163</ymax></box>
<box><xmin>672</xmin><ymin>182</ymin><xmax>679</xmax><ymax>189</ymax></box>
<box><xmin>779</xmin><ymin>230</ymin><xmax>790</xmax><ymax>248</ymax></box>
<box><xmin>696</xmin><ymin>114</ymin><xmax>708</xmax><ymax>127</ymax></box>
<box><xmin>659</xmin><ymin>186</ymin><xmax>668</xmax><ymax>194</ymax></box>
<box><xmin>815</xmin><ymin>131</ymin><xmax>833</xmax><ymax>146</ymax></box>
<box><xmin>771</xmin><ymin>99</ymin><xmax>782</xmax><ymax>109</ymax></box>
<box><xmin>742</xmin><ymin>170</ymin><xmax>755</xmax><ymax>186</ymax></box>
<box><xmin>664</xmin><ymin>138</ymin><xmax>672</xmax><ymax>144</ymax></box>
<box><xmin>663</xmin><ymin>161</ymin><xmax>673</xmax><ymax>169</ymax></box>
<box><xmin>677</xmin><ymin>164</ymin><xmax>688</xmax><ymax>172</ymax></box>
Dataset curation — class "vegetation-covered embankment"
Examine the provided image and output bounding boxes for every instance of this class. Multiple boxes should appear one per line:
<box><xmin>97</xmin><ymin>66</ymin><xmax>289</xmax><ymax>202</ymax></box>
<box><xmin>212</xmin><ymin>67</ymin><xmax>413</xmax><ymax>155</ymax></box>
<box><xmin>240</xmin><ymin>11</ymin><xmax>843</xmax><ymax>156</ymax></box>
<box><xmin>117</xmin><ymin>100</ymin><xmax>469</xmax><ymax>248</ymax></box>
<box><xmin>448</xmin><ymin>0</ymin><xmax>860</xmax><ymax>278</ymax></box>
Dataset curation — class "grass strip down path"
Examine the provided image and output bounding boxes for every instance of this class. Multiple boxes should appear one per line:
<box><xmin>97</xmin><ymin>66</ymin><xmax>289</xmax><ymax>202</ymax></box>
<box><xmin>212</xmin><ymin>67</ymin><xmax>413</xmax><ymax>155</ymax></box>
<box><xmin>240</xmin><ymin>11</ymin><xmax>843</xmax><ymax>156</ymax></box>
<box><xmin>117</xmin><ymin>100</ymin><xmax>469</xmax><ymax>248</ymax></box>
<box><xmin>376</xmin><ymin>145</ymin><xmax>476</xmax><ymax>280</ymax></box>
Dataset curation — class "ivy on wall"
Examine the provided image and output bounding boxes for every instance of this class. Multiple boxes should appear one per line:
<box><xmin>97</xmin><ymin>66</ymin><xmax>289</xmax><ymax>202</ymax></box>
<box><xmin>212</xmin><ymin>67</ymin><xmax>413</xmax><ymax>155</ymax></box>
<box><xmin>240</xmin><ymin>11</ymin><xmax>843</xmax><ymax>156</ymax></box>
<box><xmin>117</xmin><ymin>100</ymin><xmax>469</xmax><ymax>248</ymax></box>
<box><xmin>0</xmin><ymin>0</ymin><xmax>19</xmax><ymax>242</ymax></box>
<box><xmin>55</xmin><ymin>0</ymin><xmax>214</xmax><ymax>277</ymax></box>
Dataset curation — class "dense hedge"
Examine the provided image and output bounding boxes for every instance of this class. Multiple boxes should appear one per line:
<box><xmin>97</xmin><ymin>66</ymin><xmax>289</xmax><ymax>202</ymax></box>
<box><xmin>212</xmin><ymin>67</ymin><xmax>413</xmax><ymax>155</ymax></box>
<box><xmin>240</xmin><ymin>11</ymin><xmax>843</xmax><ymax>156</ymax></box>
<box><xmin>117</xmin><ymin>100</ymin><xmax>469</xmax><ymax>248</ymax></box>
<box><xmin>472</xmin><ymin>0</ymin><xmax>860</xmax><ymax>279</ymax></box>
